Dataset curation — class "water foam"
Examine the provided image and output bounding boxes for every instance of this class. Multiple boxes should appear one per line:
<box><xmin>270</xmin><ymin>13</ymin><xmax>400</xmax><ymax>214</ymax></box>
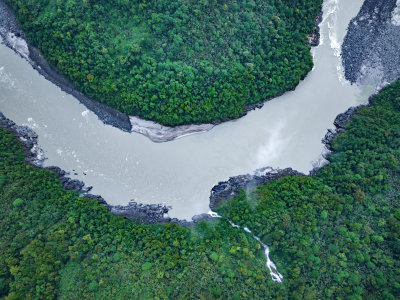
<box><xmin>0</xmin><ymin>65</ymin><xmax>16</xmax><ymax>89</ymax></box>
<box><xmin>325</xmin><ymin>0</ymin><xmax>349</xmax><ymax>84</ymax></box>
<box><xmin>392</xmin><ymin>0</ymin><xmax>400</xmax><ymax>26</ymax></box>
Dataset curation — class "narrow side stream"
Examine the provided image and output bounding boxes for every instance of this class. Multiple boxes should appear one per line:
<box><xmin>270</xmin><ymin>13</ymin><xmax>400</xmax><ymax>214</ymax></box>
<box><xmin>208</xmin><ymin>211</ymin><xmax>283</xmax><ymax>283</ymax></box>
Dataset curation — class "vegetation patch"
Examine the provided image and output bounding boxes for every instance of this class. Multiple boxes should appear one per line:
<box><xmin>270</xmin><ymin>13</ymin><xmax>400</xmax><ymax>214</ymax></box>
<box><xmin>7</xmin><ymin>0</ymin><xmax>322</xmax><ymax>125</ymax></box>
<box><xmin>0</xmin><ymin>81</ymin><xmax>399</xmax><ymax>298</ymax></box>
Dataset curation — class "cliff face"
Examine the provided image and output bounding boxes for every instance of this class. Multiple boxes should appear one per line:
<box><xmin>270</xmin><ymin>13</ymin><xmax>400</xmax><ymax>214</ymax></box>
<box><xmin>342</xmin><ymin>0</ymin><xmax>400</xmax><ymax>88</ymax></box>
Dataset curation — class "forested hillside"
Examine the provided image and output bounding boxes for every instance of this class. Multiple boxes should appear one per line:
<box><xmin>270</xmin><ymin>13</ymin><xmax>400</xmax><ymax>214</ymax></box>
<box><xmin>6</xmin><ymin>0</ymin><xmax>322</xmax><ymax>125</ymax></box>
<box><xmin>217</xmin><ymin>82</ymin><xmax>400</xmax><ymax>299</ymax></box>
<box><xmin>0</xmin><ymin>81</ymin><xmax>399</xmax><ymax>299</ymax></box>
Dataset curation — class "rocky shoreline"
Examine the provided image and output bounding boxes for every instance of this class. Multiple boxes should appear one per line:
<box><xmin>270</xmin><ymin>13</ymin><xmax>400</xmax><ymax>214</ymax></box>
<box><xmin>0</xmin><ymin>112</ymin><xmax>186</xmax><ymax>224</ymax></box>
<box><xmin>210</xmin><ymin>92</ymin><xmax>380</xmax><ymax>211</ymax></box>
<box><xmin>129</xmin><ymin>116</ymin><xmax>214</xmax><ymax>143</ymax></box>
<box><xmin>209</xmin><ymin>167</ymin><xmax>305</xmax><ymax>210</ymax></box>
<box><xmin>0</xmin><ymin>112</ymin><xmax>45</xmax><ymax>167</ymax></box>
<box><xmin>0</xmin><ymin>83</ymin><xmax>379</xmax><ymax>225</ymax></box>
<box><xmin>1</xmin><ymin>1</ymin><xmax>383</xmax><ymax>223</ymax></box>
<box><xmin>342</xmin><ymin>0</ymin><xmax>400</xmax><ymax>89</ymax></box>
<box><xmin>310</xmin><ymin>105</ymin><xmax>364</xmax><ymax>176</ymax></box>
<box><xmin>0</xmin><ymin>0</ymin><xmax>323</xmax><ymax>142</ymax></box>
<box><xmin>308</xmin><ymin>10</ymin><xmax>324</xmax><ymax>47</ymax></box>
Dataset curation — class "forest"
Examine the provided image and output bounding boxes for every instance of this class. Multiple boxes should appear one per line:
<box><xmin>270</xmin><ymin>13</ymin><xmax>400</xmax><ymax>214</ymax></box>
<box><xmin>6</xmin><ymin>0</ymin><xmax>322</xmax><ymax>125</ymax></box>
<box><xmin>0</xmin><ymin>79</ymin><xmax>399</xmax><ymax>299</ymax></box>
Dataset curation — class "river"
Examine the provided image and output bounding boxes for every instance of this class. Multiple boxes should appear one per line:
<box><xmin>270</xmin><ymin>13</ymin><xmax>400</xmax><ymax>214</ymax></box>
<box><xmin>0</xmin><ymin>0</ymin><xmax>372</xmax><ymax>220</ymax></box>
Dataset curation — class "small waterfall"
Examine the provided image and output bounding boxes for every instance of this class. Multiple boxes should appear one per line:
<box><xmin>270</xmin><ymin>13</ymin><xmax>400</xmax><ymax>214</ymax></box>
<box><xmin>208</xmin><ymin>211</ymin><xmax>283</xmax><ymax>283</ymax></box>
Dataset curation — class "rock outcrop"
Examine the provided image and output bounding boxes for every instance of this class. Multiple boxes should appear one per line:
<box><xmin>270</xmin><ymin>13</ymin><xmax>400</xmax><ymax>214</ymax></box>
<box><xmin>342</xmin><ymin>0</ymin><xmax>400</xmax><ymax>88</ymax></box>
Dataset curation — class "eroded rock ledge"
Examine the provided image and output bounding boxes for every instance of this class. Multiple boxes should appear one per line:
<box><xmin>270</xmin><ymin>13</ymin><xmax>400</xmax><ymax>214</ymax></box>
<box><xmin>129</xmin><ymin>116</ymin><xmax>214</xmax><ymax>143</ymax></box>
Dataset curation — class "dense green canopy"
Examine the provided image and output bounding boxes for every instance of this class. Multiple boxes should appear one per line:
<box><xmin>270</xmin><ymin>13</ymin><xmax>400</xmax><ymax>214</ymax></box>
<box><xmin>7</xmin><ymin>0</ymin><xmax>322</xmax><ymax>125</ymax></box>
<box><xmin>0</xmin><ymin>82</ymin><xmax>399</xmax><ymax>298</ymax></box>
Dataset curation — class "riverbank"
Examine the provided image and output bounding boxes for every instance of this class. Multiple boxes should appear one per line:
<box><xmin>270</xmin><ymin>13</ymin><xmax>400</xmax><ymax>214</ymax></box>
<box><xmin>0</xmin><ymin>100</ymin><xmax>364</xmax><ymax>225</ymax></box>
<box><xmin>342</xmin><ymin>0</ymin><xmax>400</xmax><ymax>89</ymax></box>
<box><xmin>0</xmin><ymin>72</ymin><xmax>387</xmax><ymax>225</ymax></box>
<box><xmin>0</xmin><ymin>0</ymin><xmax>132</xmax><ymax>132</ymax></box>
<box><xmin>0</xmin><ymin>112</ymin><xmax>181</xmax><ymax>223</ymax></box>
<box><xmin>209</xmin><ymin>101</ymin><xmax>369</xmax><ymax>210</ymax></box>
<box><xmin>0</xmin><ymin>94</ymin><xmax>356</xmax><ymax>226</ymax></box>
<box><xmin>0</xmin><ymin>0</ymin><xmax>323</xmax><ymax>142</ymax></box>
<box><xmin>1</xmin><ymin>80</ymin><xmax>398</xmax><ymax>300</ymax></box>
<box><xmin>209</xmin><ymin>167</ymin><xmax>305</xmax><ymax>210</ymax></box>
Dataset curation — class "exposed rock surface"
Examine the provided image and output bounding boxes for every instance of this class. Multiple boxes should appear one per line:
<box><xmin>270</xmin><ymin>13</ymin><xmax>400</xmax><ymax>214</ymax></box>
<box><xmin>308</xmin><ymin>10</ymin><xmax>324</xmax><ymax>47</ymax></box>
<box><xmin>342</xmin><ymin>0</ymin><xmax>400</xmax><ymax>88</ymax></box>
<box><xmin>45</xmin><ymin>166</ymin><xmax>92</xmax><ymax>193</ymax></box>
<box><xmin>308</xmin><ymin>105</ymin><xmax>364</xmax><ymax>176</ymax></box>
<box><xmin>110</xmin><ymin>202</ymin><xmax>170</xmax><ymax>224</ymax></box>
<box><xmin>130</xmin><ymin>116</ymin><xmax>214</xmax><ymax>143</ymax></box>
<box><xmin>0</xmin><ymin>112</ymin><xmax>45</xmax><ymax>166</ymax></box>
<box><xmin>321</xmin><ymin>105</ymin><xmax>365</xmax><ymax>151</ymax></box>
<box><xmin>0</xmin><ymin>112</ymin><xmax>182</xmax><ymax>224</ymax></box>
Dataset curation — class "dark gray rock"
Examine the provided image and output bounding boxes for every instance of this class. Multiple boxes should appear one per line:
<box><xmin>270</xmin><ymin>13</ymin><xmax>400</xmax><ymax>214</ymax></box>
<box><xmin>322</xmin><ymin>129</ymin><xmax>337</xmax><ymax>150</ymax></box>
<box><xmin>191</xmin><ymin>213</ymin><xmax>214</xmax><ymax>223</ymax></box>
<box><xmin>308</xmin><ymin>10</ymin><xmax>323</xmax><ymax>47</ymax></box>
<box><xmin>0</xmin><ymin>112</ymin><xmax>45</xmax><ymax>166</ymax></box>
<box><xmin>110</xmin><ymin>201</ymin><xmax>171</xmax><ymax>224</ymax></box>
<box><xmin>322</xmin><ymin>104</ymin><xmax>365</xmax><ymax>151</ymax></box>
<box><xmin>342</xmin><ymin>0</ymin><xmax>400</xmax><ymax>87</ymax></box>
<box><xmin>334</xmin><ymin>106</ymin><xmax>359</xmax><ymax>129</ymax></box>
<box><xmin>45</xmin><ymin>166</ymin><xmax>66</xmax><ymax>177</ymax></box>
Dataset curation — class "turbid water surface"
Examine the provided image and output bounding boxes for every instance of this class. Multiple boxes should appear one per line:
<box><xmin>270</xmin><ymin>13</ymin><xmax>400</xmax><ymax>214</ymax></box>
<box><xmin>0</xmin><ymin>0</ymin><xmax>373</xmax><ymax>219</ymax></box>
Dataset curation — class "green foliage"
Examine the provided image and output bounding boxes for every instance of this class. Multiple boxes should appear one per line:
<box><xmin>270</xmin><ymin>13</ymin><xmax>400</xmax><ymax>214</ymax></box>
<box><xmin>0</xmin><ymin>174</ymin><xmax>6</xmax><ymax>187</ymax></box>
<box><xmin>113</xmin><ymin>253</ymin><xmax>121</xmax><ymax>263</ymax></box>
<box><xmin>6</xmin><ymin>0</ymin><xmax>322</xmax><ymax>125</ymax></box>
<box><xmin>217</xmin><ymin>81</ymin><xmax>400</xmax><ymax>299</ymax></box>
<box><xmin>0</xmin><ymin>81</ymin><xmax>399</xmax><ymax>299</ymax></box>
<box><xmin>12</xmin><ymin>198</ymin><xmax>23</xmax><ymax>208</ymax></box>
<box><xmin>209</xmin><ymin>252</ymin><xmax>219</xmax><ymax>262</ymax></box>
<box><xmin>0</xmin><ymin>126</ymin><xmax>272</xmax><ymax>298</ymax></box>
<box><xmin>59</xmin><ymin>262</ymin><xmax>81</xmax><ymax>297</ymax></box>
<box><xmin>88</xmin><ymin>281</ymin><xmax>98</xmax><ymax>292</ymax></box>
<box><xmin>141</xmin><ymin>262</ymin><xmax>153</xmax><ymax>271</ymax></box>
